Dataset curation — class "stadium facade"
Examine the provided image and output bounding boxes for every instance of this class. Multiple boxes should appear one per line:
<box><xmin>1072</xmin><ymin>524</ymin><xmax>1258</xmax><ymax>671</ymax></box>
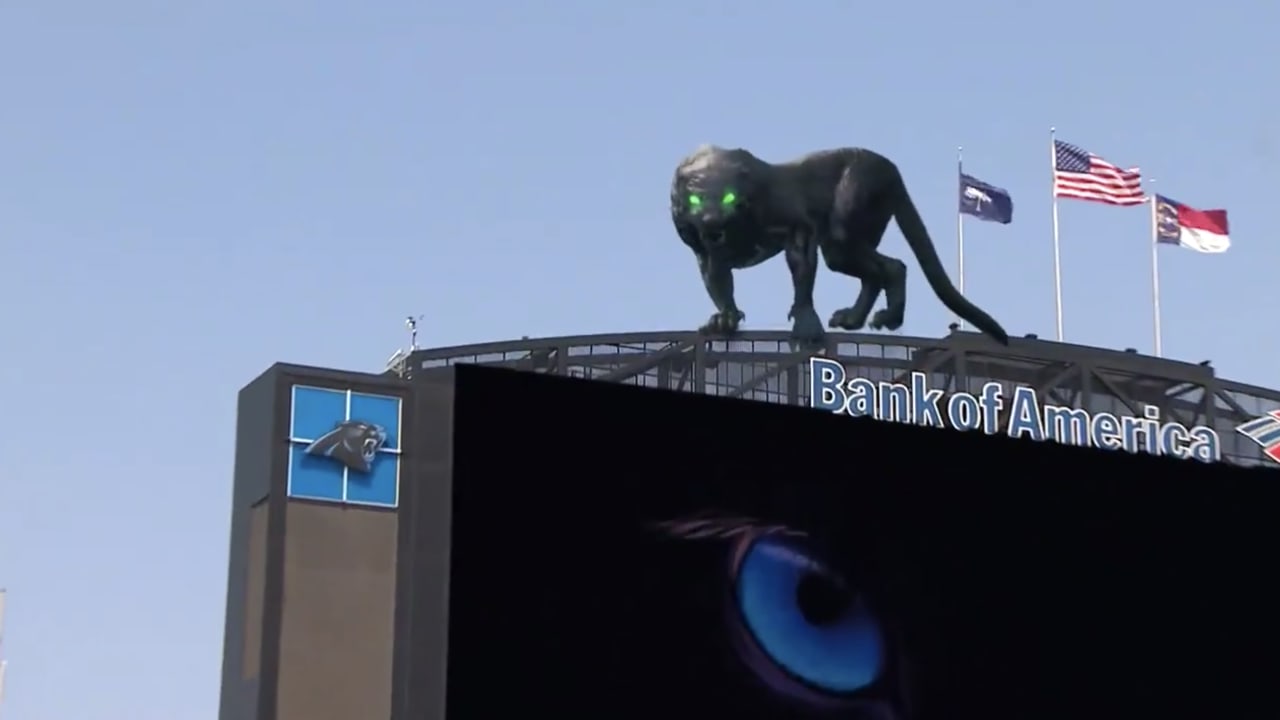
<box><xmin>219</xmin><ymin>327</ymin><xmax>1280</xmax><ymax>720</ymax></box>
<box><xmin>388</xmin><ymin>327</ymin><xmax>1280</xmax><ymax>468</ymax></box>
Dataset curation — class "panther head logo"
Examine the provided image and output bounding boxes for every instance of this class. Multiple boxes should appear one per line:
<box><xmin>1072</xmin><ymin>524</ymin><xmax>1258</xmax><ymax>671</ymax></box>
<box><xmin>304</xmin><ymin>420</ymin><xmax>388</xmax><ymax>473</ymax></box>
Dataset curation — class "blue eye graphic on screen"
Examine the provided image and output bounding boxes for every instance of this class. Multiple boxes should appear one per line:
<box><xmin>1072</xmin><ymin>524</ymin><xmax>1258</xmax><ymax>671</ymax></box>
<box><xmin>734</xmin><ymin>533</ymin><xmax>885</xmax><ymax>693</ymax></box>
<box><xmin>654</xmin><ymin>515</ymin><xmax>904</xmax><ymax>716</ymax></box>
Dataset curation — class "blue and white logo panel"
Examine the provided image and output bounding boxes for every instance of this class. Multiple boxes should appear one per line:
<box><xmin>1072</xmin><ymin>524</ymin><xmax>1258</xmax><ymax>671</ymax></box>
<box><xmin>288</xmin><ymin>385</ymin><xmax>402</xmax><ymax>507</ymax></box>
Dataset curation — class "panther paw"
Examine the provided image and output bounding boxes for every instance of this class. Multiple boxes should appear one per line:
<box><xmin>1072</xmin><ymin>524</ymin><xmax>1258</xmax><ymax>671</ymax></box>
<box><xmin>700</xmin><ymin>310</ymin><xmax>745</xmax><ymax>335</ymax></box>
<box><xmin>828</xmin><ymin>307</ymin><xmax>868</xmax><ymax>331</ymax></box>
<box><xmin>788</xmin><ymin>305</ymin><xmax>826</xmax><ymax>344</ymax></box>
<box><xmin>869</xmin><ymin>308</ymin><xmax>903</xmax><ymax>331</ymax></box>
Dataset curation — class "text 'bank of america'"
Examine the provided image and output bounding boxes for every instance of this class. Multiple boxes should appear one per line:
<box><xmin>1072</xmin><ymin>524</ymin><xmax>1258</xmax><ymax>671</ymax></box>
<box><xmin>807</xmin><ymin>358</ymin><xmax>1221</xmax><ymax>463</ymax></box>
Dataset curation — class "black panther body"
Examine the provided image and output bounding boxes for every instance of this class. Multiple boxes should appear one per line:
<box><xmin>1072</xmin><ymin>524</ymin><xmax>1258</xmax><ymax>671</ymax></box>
<box><xmin>304</xmin><ymin>420</ymin><xmax>388</xmax><ymax>473</ymax></box>
<box><xmin>670</xmin><ymin>145</ymin><xmax>1009</xmax><ymax>345</ymax></box>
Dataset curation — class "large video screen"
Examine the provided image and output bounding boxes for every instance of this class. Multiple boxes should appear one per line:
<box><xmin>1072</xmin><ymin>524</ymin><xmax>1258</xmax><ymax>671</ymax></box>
<box><xmin>446</xmin><ymin>365</ymin><xmax>1279</xmax><ymax>720</ymax></box>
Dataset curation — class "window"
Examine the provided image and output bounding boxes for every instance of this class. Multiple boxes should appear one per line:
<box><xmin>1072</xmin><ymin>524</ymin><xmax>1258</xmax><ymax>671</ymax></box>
<box><xmin>287</xmin><ymin>385</ymin><xmax>403</xmax><ymax>507</ymax></box>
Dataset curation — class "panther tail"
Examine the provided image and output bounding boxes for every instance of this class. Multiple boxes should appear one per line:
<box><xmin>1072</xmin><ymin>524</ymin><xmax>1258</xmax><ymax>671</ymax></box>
<box><xmin>892</xmin><ymin>188</ymin><xmax>1010</xmax><ymax>345</ymax></box>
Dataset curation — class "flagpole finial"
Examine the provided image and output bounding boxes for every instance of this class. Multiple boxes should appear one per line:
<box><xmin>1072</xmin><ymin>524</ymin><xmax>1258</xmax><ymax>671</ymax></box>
<box><xmin>1050</xmin><ymin>126</ymin><xmax>1056</xmax><ymax>133</ymax></box>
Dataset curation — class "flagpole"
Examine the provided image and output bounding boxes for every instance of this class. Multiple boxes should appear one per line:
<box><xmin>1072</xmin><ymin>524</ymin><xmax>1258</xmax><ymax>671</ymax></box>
<box><xmin>1148</xmin><ymin>181</ymin><xmax>1163</xmax><ymax>357</ymax></box>
<box><xmin>0</xmin><ymin>587</ymin><xmax>7</xmax><ymax>714</ymax></box>
<box><xmin>956</xmin><ymin>145</ymin><xmax>966</xmax><ymax>330</ymax></box>
<box><xmin>1049</xmin><ymin>127</ymin><xmax>1064</xmax><ymax>342</ymax></box>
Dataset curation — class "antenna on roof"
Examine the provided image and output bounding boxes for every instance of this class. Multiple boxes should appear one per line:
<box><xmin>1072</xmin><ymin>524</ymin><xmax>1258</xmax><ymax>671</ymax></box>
<box><xmin>384</xmin><ymin>315</ymin><xmax>423</xmax><ymax>379</ymax></box>
<box><xmin>406</xmin><ymin>315</ymin><xmax>423</xmax><ymax>351</ymax></box>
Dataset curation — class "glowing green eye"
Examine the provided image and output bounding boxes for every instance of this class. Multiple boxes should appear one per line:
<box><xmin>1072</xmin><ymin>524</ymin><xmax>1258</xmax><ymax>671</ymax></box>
<box><xmin>721</xmin><ymin>192</ymin><xmax>737</xmax><ymax>205</ymax></box>
<box><xmin>688</xmin><ymin>194</ymin><xmax>702</xmax><ymax>206</ymax></box>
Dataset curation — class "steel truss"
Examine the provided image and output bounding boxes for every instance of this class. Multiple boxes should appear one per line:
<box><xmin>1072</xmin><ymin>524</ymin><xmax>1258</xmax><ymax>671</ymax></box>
<box><xmin>397</xmin><ymin>328</ymin><xmax>1280</xmax><ymax>468</ymax></box>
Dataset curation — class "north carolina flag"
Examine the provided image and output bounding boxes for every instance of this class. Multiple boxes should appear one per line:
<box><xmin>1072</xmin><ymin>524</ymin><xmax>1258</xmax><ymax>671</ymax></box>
<box><xmin>1154</xmin><ymin>195</ymin><xmax>1230</xmax><ymax>254</ymax></box>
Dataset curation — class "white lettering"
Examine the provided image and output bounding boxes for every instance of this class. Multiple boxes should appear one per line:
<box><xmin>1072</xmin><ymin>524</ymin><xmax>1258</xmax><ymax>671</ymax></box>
<box><xmin>1006</xmin><ymin>387</ymin><xmax>1045</xmax><ymax>441</ymax></box>
<box><xmin>807</xmin><ymin>357</ymin><xmax>1221</xmax><ymax>463</ymax></box>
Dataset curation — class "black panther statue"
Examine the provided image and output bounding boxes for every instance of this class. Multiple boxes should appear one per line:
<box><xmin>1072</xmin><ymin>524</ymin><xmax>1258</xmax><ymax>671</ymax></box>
<box><xmin>670</xmin><ymin>145</ymin><xmax>1009</xmax><ymax>345</ymax></box>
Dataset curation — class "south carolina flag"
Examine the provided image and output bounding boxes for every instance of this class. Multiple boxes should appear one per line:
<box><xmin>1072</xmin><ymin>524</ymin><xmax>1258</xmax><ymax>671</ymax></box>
<box><xmin>1154</xmin><ymin>195</ymin><xmax>1230</xmax><ymax>254</ymax></box>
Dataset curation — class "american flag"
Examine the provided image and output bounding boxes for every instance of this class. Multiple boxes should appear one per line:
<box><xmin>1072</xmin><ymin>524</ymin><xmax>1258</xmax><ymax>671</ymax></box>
<box><xmin>1053</xmin><ymin>140</ymin><xmax>1144</xmax><ymax>206</ymax></box>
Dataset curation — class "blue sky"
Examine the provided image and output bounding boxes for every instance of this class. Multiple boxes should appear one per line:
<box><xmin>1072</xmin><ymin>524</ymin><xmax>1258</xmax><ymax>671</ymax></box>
<box><xmin>1</xmin><ymin>2</ymin><xmax>1275</xmax><ymax>718</ymax></box>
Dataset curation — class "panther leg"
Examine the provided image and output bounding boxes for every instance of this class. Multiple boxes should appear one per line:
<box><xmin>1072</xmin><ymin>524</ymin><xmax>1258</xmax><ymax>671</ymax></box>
<box><xmin>870</xmin><ymin>256</ymin><xmax>908</xmax><ymax>331</ymax></box>
<box><xmin>676</xmin><ymin>222</ymin><xmax>745</xmax><ymax>335</ymax></box>
<box><xmin>695</xmin><ymin>252</ymin><xmax>745</xmax><ymax>335</ymax></box>
<box><xmin>784</xmin><ymin>229</ymin><xmax>825</xmax><ymax>343</ymax></box>
<box><xmin>824</xmin><ymin>166</ymin><xmax>894</xmax><ymax>331</ymax></box>
<box><xmin>832</xmin><ymin>278</ymin><xmax>880</xmax><ymax>330</ymax></box>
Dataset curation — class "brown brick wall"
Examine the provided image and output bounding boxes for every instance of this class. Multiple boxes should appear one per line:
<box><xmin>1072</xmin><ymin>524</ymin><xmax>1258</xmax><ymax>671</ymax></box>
<box><xmin>274</xmin><ymin>502</ymin><xmax>398</xmax><ymax>720</ymax></box>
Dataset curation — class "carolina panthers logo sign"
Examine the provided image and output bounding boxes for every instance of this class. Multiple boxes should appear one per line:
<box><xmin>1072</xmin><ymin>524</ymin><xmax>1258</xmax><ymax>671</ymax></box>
<box><xmin>304</xmin><ymin>420</ymin><xmax>388</xmax><ymax>473</ymax></box>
